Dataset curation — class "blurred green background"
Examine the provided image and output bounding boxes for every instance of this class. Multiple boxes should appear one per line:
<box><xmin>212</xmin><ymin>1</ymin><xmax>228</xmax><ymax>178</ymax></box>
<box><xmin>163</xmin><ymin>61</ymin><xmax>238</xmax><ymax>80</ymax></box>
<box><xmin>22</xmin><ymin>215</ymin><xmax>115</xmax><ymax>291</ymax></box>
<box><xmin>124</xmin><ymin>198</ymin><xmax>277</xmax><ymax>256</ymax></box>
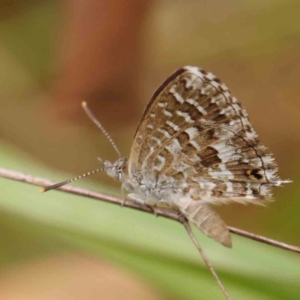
<box><xmin>0</xmin><ymin>1</ymin><xmax>299</xmax><ymax>299</ymax></box>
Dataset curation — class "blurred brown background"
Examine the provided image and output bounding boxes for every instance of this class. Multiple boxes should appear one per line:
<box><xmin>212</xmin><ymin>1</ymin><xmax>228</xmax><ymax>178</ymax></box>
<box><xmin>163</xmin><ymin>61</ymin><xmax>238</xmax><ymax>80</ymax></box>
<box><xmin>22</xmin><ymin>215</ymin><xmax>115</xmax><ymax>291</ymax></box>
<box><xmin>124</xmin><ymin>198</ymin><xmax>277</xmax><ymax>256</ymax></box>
<box><xmin>0</xmin><ymin>0</ymin><xmax>299</xmax><ymax>299</ymax></box>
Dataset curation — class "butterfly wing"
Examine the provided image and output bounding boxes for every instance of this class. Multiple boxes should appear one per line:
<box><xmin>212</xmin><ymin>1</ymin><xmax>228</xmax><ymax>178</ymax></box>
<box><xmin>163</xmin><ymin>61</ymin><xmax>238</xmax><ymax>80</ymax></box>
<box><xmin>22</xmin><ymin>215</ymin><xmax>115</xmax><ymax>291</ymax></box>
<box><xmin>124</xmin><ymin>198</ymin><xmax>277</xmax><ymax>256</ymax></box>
<box><xmin>129</xmin><ymin>66</ymin><xmax>283</xmax><ymax>200</ymax></box>
<box><xmin>127</xmin><ymin>66</ymin><xmax>287</xmax><ymax>246</ymax></box>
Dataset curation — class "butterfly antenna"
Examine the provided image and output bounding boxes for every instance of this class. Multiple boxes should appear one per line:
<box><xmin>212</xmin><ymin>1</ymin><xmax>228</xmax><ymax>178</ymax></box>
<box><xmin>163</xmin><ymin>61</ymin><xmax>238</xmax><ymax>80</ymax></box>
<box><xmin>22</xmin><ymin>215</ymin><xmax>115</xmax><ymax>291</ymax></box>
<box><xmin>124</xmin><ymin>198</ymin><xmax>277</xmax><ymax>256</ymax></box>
<box><xmin>82</xmin><ymin>101</ymin><xmax>121</xmax><ymax>158</ymax></box>
<box><xmin>40</xmin><ymin>168</ymin><xmax>103</xmax><ymax>193</ymax></box>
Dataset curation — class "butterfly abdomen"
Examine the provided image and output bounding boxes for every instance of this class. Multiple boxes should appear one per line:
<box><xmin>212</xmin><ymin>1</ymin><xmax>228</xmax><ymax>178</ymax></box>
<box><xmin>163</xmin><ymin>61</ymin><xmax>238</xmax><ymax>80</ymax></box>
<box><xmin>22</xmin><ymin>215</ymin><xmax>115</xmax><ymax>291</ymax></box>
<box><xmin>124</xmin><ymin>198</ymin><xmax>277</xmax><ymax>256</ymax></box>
<box><xmin>178</xmin><ymin>201</ymin><xmax>232</xmax><ymax>247</ymax></box>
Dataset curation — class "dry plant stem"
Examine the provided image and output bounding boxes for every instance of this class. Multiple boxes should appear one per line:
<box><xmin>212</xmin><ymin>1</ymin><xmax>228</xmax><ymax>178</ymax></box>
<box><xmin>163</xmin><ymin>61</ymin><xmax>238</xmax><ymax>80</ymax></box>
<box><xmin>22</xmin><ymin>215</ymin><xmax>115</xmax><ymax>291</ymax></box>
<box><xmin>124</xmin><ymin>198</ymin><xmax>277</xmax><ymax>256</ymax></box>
<box><xmin>0</xmin><ymin>167</ymin><xmax>299</xmax><ymax>254</ymax></box>
<box><xmin>227</xmin><ymin>226</ymin><xmax>300</xmax><ymax>253</ymax></box>
<box><xmin>182</xmin><ymin>220</ymin><xmax>231</xmax><ymax>300</ymax></box>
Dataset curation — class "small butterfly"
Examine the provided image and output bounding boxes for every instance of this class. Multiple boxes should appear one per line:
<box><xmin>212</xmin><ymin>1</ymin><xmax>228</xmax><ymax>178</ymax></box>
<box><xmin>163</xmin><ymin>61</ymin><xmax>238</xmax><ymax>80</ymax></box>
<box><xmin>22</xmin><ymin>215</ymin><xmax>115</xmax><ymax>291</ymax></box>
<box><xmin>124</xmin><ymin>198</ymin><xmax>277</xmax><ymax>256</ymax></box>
<box><xmin>42</xmin><ymin>66</ymin><xmax>290</xmax><ymax>299</ymax></box>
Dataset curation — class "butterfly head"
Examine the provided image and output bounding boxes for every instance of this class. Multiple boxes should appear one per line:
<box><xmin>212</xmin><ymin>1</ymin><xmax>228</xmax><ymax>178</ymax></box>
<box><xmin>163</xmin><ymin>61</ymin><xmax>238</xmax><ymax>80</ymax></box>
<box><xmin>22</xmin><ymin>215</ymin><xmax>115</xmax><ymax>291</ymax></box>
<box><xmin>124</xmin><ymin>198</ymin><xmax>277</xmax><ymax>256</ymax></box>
<box><xmin>103</xmin><ymin>157</ymin><xmax>128</xmax><ymax>182</ymax></box>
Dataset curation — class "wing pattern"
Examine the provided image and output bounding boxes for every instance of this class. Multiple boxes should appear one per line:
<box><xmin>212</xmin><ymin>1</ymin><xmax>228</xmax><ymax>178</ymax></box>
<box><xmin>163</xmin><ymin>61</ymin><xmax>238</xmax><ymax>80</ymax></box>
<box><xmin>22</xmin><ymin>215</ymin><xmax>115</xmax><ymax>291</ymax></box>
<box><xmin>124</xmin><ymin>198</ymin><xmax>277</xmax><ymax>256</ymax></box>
<box><xmin>129</xmin><ymin>66</ymin><xmax>283</xmax><ymax>203</ymax></box>
<box><xmin>126</xmin><ymin>66</ymin><xmax>288</xmax><ymax>246</ymax></box>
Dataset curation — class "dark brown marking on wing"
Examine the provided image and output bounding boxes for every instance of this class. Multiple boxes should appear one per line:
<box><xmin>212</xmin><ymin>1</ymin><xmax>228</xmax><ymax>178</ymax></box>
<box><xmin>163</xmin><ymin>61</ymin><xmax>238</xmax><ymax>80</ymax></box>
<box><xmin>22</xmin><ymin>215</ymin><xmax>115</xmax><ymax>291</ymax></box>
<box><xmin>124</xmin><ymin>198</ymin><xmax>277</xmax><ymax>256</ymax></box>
<box><xmin>179</xmin><ymin>102</ymin><xmax>203</xmax><ymax>120</ymax></box>
<box><xmin>182</xmin><ymin>143</ymin><xmax>198</xmax><ymax>156</ymax></box>
<box><xmin>198</xmin><ymin>146</ymin><xmax>222</xmax><ymax>167</ymax></box>
<box><xmin>163</xmin><ymin>122</ymin><xmax>177</xmax><ymax>136</ymax></box>
<box><xmin>173</xmin><ymin>172</ymin><xmax>184</xmax><ymax>180</ymax></box>
<box><xmin>247</xmin><ymin>168</ymin><xmax>264</xmax><ymax>181</ymax></box>
<box><xmin>177</xmin><ymin>132</ymin><xmax>190</xmax><ymax>146</ymax></box>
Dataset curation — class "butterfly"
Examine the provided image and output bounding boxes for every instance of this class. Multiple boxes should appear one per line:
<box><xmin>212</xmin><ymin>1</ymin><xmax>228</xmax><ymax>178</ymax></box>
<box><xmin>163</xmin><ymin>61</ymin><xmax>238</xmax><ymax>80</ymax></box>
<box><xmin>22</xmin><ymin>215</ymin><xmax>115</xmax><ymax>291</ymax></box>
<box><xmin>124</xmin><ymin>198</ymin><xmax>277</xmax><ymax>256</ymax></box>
<box><xmin>42</xmin><ymin>66</ymin><xmax>292</xmax><ymax>299</ymax></box>
<box><xmin>42</xmin><ymin>66</ymin><xmax>289</xmax><ymax>249</ymax></box>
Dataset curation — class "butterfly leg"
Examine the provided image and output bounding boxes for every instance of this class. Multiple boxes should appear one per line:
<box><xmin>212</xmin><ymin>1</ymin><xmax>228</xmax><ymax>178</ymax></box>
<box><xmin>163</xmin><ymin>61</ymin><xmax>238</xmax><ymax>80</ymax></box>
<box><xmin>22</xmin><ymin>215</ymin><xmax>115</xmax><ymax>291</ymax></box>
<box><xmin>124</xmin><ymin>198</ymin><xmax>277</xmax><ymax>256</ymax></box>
<box><xmin>176</xmin><ymin>211</ymin><xmax>188</xmax><ymax>224</ymax></box>
<box><xmin>149</xmin><ymin>204</ymin><xmax>159</xmax><ymax>217</ymax></box>
<box><xmin>121</xmin><ymin>181</ymin><xmax>136</xmax><ymax>206</ymax></box>
<box><xmin>120</xmin><ymin>183</ymin><xmax>127</xmax><ymax>206</ymax></box>
<box><xmin>145</xmin><ymin>204</ymin><xmax>159</xmax><ymax>216</ymax></box>
<box><xmin>127</xmin><ymin>192</ymin><xmax>160</xmax><ymax>216</ymax></box>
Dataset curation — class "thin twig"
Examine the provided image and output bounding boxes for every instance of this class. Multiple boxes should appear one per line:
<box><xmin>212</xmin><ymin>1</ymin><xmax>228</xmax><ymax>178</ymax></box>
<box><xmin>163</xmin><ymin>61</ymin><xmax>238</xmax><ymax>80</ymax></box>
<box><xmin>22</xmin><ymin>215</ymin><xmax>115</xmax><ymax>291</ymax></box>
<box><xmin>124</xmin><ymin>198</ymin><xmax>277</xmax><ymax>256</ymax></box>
<box><xmin>182</xmin><ymin>219</ymin><xmax>232</xmax><ymax>300</ymax></box>
<box><xmin>0</xmin><ymin>167</ymin><xmax>299</xmax><ymax>254</ymax></box>
<box><xmin>227</xmin><ymin>227</ymin><xmax>300</xmax><ymax>253</ymax></box>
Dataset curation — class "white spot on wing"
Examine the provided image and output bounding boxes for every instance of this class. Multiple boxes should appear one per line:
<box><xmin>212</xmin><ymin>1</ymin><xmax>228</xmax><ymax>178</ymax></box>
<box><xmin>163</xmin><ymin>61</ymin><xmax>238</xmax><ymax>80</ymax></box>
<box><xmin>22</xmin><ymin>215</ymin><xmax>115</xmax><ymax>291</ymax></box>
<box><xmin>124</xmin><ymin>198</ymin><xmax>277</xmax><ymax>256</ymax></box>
<box><xmin>261</xmin><ymin>155</ymin><xmax>274</xmax><ymax>165</ymax></box>
<box><xmin>226</xmin><ymin>182</ymin><xmax>233</xmax><ymax>193</ymax></box>
<box><xmin>190</xmin><ymin>140</ymin><xmax>201</xmax><ymax>150</ymax></box>
<box><xmin>166</xmin><ymin>120</ymin><xmax>180</xmax><ymax>132</ymax></box>
<box><xmin>184</xmin><ymin>66</ymin><xmax>205</xmax><ymax>79</ymax></box>
<box><xmin>154</xmin><ymin>155</ymin><xmax>166</xmax><ymax>171</ymax></box>
<box><xmin>185</xmin><ymin>127</ymin><xmax>199</xmax><ymax>139</ymax></box>
<box><xmin>197</xmin><ymin>105</ymin><xmax>207</xmax><ymax>115</ymax></box>
<box><xmin>208</xmin><ymin>163</ymin><xmax>234</xmax><ymax>180</ymax></box>
<box><xmin>176</xmin><ymin>110</ymin><xmax>194</xmax><ymax>123</ymax></box>
<box><xmin>206</xmin><ymin>72</ymin><xmax>216</xmax><ymax>80</ymax></box>
<box><xmin>149</xmin><ymin>136</ymin><xmax>162</xmax><ymax>145</ymax></box>
<box><xmin>158</xmin><ymin>128</ymin><xmax>171</xmax><ymax>138</ymax></box>
<box><xmin>166</xmin><ymin>138</ymin><xmax>182</xmax><ymax>153</ymax></box>
<box><xmin>163</xmin><ymin>109</ymin><xmax>172</xmax><ymax>117</ymax></box>
<box><xmin>187</xmin><ymin>98</ymin><xmax>197</xmax><ymax>105</ymax></box>
<box><xmin>211</xmin><ymin>142</ymin><xmax>227</xmax><ymax>152</ymax></box>
<box><xmin>170</xmin><ymin>85</ymin><xmax>184</xmax><ymax>104</ymax></box>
